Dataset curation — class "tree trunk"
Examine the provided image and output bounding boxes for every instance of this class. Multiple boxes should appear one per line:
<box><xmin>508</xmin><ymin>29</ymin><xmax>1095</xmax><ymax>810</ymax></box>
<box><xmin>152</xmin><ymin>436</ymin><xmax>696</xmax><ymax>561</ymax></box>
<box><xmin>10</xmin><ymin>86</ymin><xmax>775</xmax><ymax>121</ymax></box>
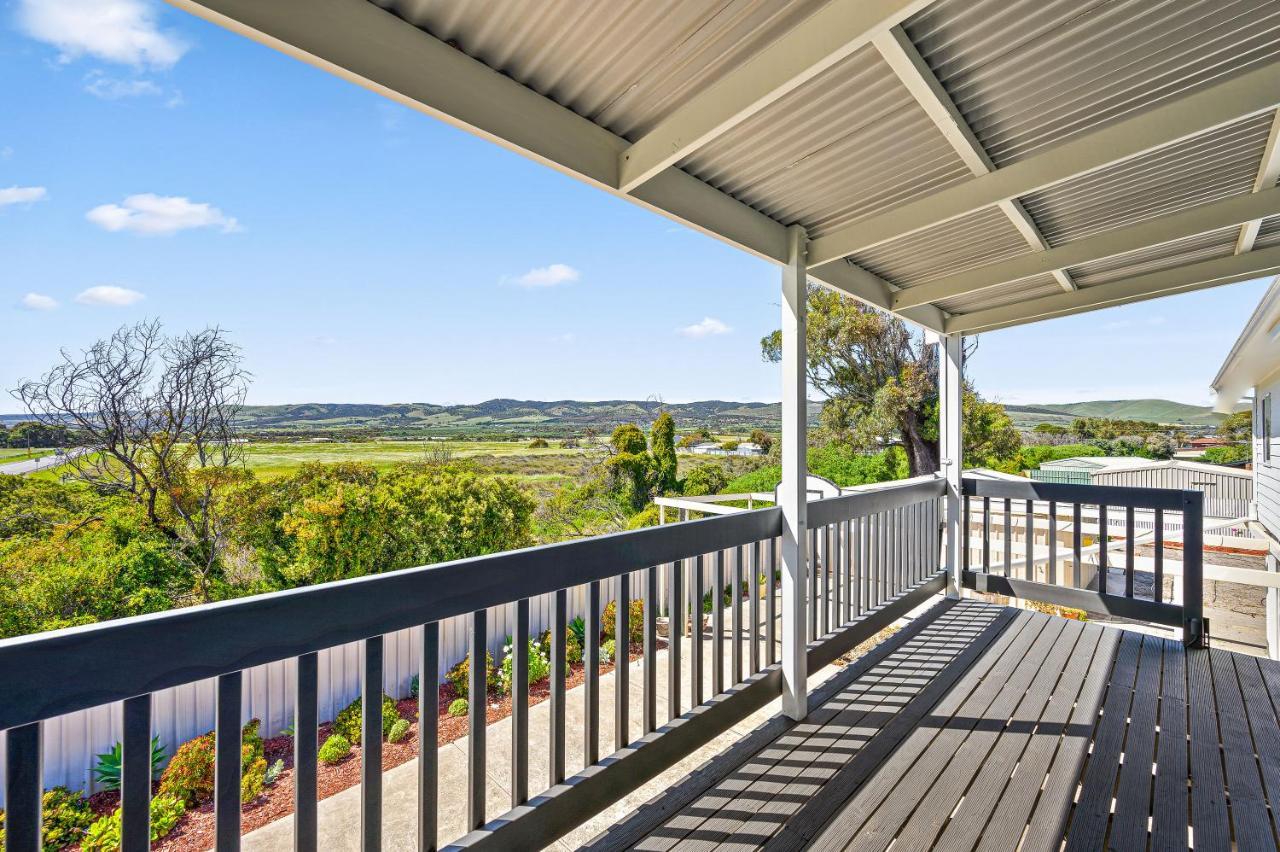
<box><xmin>899</xmin><ymin>411</ymin><xmax>938</xmax><ymax>478</ymax></box>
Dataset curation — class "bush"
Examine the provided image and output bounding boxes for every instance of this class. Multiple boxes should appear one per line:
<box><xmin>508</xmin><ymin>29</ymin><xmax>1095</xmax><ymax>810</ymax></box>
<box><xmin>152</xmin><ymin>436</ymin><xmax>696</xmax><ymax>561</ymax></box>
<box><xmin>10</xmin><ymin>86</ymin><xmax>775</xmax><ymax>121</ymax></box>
<box><xmin>499</xmin><ymin>639</ymin><xmax>551</xmax><ymax>694</ymax></box>
<box><xmin>1203</xmin><ymin>444</ymin><xmax>1250</xmax><ymax>465</ymax></box>
<box><xmin>448</xmin><ymin>698</ymin><xmax>469</xmax><ymax>717</ymax></box>
<box><xmin>387</xmin><ymin>718</ymin><xmax>411</xmax><ymax>744</ymax></box>
<box><xmin>565</xmin><ymin>629</ymin><xmax>583</xmax><ymax>666</ymax></box>
<box><xmin>445</xmin><ymin>651</ymin><xmax>498</xmax><ymax>700</ymax></box>
<box><xmin>0</xmin><ymin>786</ymin><xmax>95</xmax><ymax>851</ymax></box>
<box><xmin>92</xmin><ymin>736</ymin><xmax>166</xmax><ymax>791</ymax></box>
<box><xmin>601</xmin><ymin>638</ymin><xmax>616</xmax><ymax>665</ymax></box>
<box><xmin>81</xmin><ymin>793</ymin><xmax>185</xmax><ymax>851</ymax></box>
<box><xmin>527</xmin><ymin>438</ymin><xmax>549</xmax><ymax>449</ymax></box>
<box><xmin>265</xmin><ymin>758</ymin><xmax>284</xmax><ymax>786</ymax></box>
<box><xmin>333</xmin><ymin>694</ymin><xmax>401</xmax><ymax>745</ymax></box>
<box><xmin>158</xmin><ymin>720</ymin><xmax>265</xmax><ymax>807</ymax></box>
<box><xmin>602</xmin><ymin>599</ymin><xmax>644</xmax><ymax>644</ymax></box>
<box><xmin>318</xmin><ymin>734</ymin><xmax>351</xmax><ymax>765</ymax></box>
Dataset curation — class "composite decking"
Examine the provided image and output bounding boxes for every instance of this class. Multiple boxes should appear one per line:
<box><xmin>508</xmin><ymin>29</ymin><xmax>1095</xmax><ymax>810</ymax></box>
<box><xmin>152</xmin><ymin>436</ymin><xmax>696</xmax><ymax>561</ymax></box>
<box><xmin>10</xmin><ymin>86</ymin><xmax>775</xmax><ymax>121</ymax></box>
<box><xmin>590</xmin><ymin>599</ymin><xmax>1280</xmax><ymax>852</ymax></box>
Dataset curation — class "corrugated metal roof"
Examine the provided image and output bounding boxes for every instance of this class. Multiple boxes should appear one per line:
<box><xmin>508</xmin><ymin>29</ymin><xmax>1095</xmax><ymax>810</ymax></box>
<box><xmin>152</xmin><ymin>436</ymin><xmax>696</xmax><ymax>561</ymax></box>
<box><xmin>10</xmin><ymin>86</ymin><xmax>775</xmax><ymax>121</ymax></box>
<box><xmin>374</xmin><ymin>0</ymin><xmax>829</xmax><ymax>141</ymax></box>
<box><xmin>904</xmin><ymin>0</ymin><xmax>1280</xmax><ymax>167</ymax></box>
<box><xmin>851</xmin><ymin>205</ymin><xmax>1030</xmax><ymax>288</ymax></box>
<box><xmin>934</xmin><ymin>273</ymin><xmax>1062</xmax><ymax>314</ymax></box>
<box><xmin>677</xmin><ymin>46</ymin><xmax>971</xmax><ymax>236</ymax></box>
<box><xmin>1020</xmin><ymin>114</ymin><xmax>1272</xmax><ymax>245</ymax></box>
<box><xmin>1255</xmin><ymin>215</ymin><xmax>1280</xmax><ymax>250</ymax></box>
<box><xmin>1065</xmin><ymin>227</ymin><xmax>1241</xmax><ymax>288</ymax></box>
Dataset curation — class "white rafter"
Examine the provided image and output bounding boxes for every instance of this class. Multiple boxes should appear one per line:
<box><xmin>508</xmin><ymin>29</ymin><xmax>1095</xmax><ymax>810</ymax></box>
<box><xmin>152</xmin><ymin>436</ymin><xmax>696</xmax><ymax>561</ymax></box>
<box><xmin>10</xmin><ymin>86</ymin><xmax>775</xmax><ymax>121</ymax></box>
<box><xmin>806</xmin><ymin>60</ymin><xmax>1280</xmax><ymax>268</ymax></box>
<box><xmin>1237</xmin><ymin>110</ymin><xmax>1280</xmax><ymax>255</ymax></box>
<box><xmin>616</xmin><ymin>0</ymin><xmax>932</xmax><ymax>193</ymax></box>
<box><xmin>946</xmin><ymin>245</ymin><xmax>1280</xmax><ymax>334</ymax></box>
<box><xmin>872</xmin><ymin>26</ymin><xmax>1075</xmax><ymax>292</ymax></box>
<box><xmin>893</xmin><ymin>185</ymin><xmax>1280</xmax><ymax>310</ymax></box>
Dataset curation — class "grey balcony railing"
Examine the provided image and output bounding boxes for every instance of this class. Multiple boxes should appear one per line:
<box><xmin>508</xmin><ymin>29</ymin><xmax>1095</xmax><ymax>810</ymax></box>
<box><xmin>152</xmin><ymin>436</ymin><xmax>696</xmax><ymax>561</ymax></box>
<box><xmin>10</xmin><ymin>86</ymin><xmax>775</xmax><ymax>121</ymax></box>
<box><xmin>0</xmin><ymin>476</ymin><xmax>945</xmax><ymax>852</ymax></box>
<box><xmin>960</xmin><ymin>477</ymin><xmax>1205</xmax><ymax>646</ymax></box>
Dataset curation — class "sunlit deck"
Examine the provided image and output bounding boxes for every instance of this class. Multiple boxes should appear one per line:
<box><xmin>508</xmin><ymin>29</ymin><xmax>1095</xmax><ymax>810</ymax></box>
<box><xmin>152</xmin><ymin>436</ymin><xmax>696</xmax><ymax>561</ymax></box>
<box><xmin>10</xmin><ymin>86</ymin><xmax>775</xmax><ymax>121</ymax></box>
<box><xmin>594</xmin><ymin>599</ymin><xmax>1280</xmax><ymax>852</ymax></box>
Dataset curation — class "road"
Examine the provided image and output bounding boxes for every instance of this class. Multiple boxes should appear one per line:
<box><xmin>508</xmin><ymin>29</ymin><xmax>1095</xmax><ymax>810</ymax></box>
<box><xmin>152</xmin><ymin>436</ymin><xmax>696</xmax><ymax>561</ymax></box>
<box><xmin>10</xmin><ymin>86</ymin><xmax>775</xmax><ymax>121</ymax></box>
<box><xmin>0</xmin><ymin>449</ymin><xmax>82</xmax><ymax>476</ymax></box>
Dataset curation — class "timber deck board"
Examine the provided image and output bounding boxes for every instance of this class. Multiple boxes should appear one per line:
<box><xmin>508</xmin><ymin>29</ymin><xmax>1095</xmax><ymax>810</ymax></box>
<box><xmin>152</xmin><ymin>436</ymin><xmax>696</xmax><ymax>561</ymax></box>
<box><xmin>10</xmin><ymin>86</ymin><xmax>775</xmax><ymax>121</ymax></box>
<box><xmin>589</xmin><ymin>602</ymin><xmax>1280</xmax><ymax>852</ymax></box>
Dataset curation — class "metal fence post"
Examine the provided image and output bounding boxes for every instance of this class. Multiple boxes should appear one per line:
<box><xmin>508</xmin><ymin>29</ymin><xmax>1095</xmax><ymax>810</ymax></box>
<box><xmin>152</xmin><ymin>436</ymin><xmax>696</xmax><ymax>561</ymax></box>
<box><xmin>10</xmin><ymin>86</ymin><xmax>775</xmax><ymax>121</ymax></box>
<box><xmin>1182</xmin><ymin>491</ymin><xmax>1206</xmax><ymax>647</ymax></box>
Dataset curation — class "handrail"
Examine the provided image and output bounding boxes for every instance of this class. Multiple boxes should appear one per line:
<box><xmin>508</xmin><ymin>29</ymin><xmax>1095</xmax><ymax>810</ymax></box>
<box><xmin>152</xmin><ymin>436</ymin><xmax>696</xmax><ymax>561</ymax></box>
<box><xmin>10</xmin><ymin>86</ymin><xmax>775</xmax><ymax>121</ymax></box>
<box><xmin>0</xmin><ymin>506</ymin><xmax>781</xmax><ymax>732</ymax></box>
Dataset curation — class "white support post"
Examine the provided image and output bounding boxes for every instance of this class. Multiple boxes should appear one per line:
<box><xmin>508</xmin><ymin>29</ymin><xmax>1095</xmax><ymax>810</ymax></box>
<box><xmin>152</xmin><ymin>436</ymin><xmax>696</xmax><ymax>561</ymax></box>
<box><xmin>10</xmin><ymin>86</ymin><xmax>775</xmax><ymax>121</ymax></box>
<box><xmin>939</xmin><ymin>333</ymin><xmax>964</xmax><ymax>597</ymax></box>
<box><xmin>781</xmin><ymin>224</ymin><xmax>809</xmax><ymax>720</ymax></box>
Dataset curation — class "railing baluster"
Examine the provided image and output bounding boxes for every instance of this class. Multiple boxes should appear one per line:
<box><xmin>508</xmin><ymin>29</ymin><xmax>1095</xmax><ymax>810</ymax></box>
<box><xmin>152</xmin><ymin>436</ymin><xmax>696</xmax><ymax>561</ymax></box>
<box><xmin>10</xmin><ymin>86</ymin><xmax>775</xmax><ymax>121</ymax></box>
<box><xmin>1154</xmin><ymin>509</ymin><xmax>1165</xmax><ymax>603</ymax></box>
<box><xmin>1003</xmin><ymin>498</ymin><xmax>1013</xmax><ymax>577</ymax></box>
<box><xmin>1072</xmin><ymin>502</ymin><xmax>1083</xmax><ymax>588</ymax></box>
<box><xmin>1024</xmin><ymin>500</ymin><xmax>1034</xmax><ymax>582</ymax></box>
<box><xmin>822</xmin><ymin>525</ymin><xmax>832</xmax><ymax>636</ymax></box>
<box><xmin>5</xmin><ymin>722</ymin><xmax>42</xmax><ymax>852</ymax></box>
<box><xmin>749</xmin><ymin>541</ymin><xmax>761</xmax><ymax>674</ymax></box>
<box><xmin>363</xmin><ymin>635</ymin><xmax>385</xmax><ymax>848</ymax></box>
<box><xmin>512</xmin><ymin>600</ymin><xmax>529</xmax><ymax>805</ymax></box>
<box><xmin>215</xmin><ymin>671</ymin><xmax>243</xmax><ymax>852</ymax></box>
<box><xmin>691</xmin><ymin>554</ymin><xmax>704</xmax><ymax>706</ymax></box>
<box><xmin>1048</xmin><ymin>500</ymin><xmax>1058</xmax><ymax>586</ymax></box>
<box><xmin>713</xmin><ymin>549</ymin><xmax>725</xmax><ymax>693</ymax></box>
<box><xmin>121</xmin><ymin>694</ymin><xmax>152</xmax><ymax>852</ymax></box>
<box><xmin>1099</xmin><ymin>504</ymin><xmax>1109</xmax><ymax>595</ymax></box>
<box><xmin>296</xmin><ymin>652</ymin><xmax>319</xmax><ymax>852</ymax></box>
<box><xmin>982</xmin><ymin>496</ymin><xmax>991</xmax><ymax>573</ymax></box>
<box><xmin>1125</xmin><ymin>506</ymin><xmax>1136</xmax><ymax>598</ymax></box>
<box><xmin>615</xmin><ymin>574</ymin><xmax>630</xmax><ymax>751</ymax></box>
<box><xmin>418</xmin><ymin>625</ymin><xmax>438</xmax><ymax>852</ymax></box>
<box><xmin>585</xmin><ymin>581</ymin><xmax>600</xmax><ymax>765</ymax></box>
<box><xmin>962</xmin><ymin>493</ymin><xmax>971</xmax><ymax>574</ymax></box>
<box><xmin>551</xmin><ymin>588</ymin><xmax>567</xmax><ymax>783</ymax></box>
<box><xmin>842</xmin><ymin>520</ymin><xmax>852</xmax><ymax>622</ymax></box>
<box><xmin>667</xmin><ymin>561</ymin><xmax>682</xmax><ymax>721</ymax></box>
<box><xmin>643</xmin><ymin>568</ymin><xmax>657</xmax><ymax>734</ymax></box>
<box><xmin>732</xmin><ymin>545</ymin><xmax>744</xmax><ymax>683</ymax></box>
<box><xmin>766</xmin><ymin>539</ymin><xmax>777</xmax><ymax>666</ymax></box>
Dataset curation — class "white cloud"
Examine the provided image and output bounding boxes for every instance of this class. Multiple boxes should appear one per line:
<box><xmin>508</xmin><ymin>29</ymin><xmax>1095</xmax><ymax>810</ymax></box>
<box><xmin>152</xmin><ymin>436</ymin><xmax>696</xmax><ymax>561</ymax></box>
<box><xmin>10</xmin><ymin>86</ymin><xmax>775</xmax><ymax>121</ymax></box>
<box><xmin>86</xmin><ymin>194</ymin><xmax>240</xmax><ymax>235</ymax></box>
<box><xmin>0</xmin><ymin>186</ymin><xmax>47</xmax><ymax>207</ymax></box>
<box><xmin>0</xmin><ymin>147</ymin><xmax>13</xmax><ymax>160</ymax></box>
<box><xmin>21</xmin><ymin>293</ymin><xmax>58</xmax><ymax>311</ymax></box>
<box><xmin>75</xmin><ymin>285</ymin><xmax>145</xmax><ymax>306</ymax></box>
<box><xmin>678</xmin><ymin>317</ymin><xmax>731</xmax><ymax>338</ymax></box>
<box><xmin>83</xmin><ymin>72</ymin><xmax>162</xmax><ymax>100</ymax></box>
<box><xmin>505</xmin><ymin>263</ymin><xmax>580</xmax><ymax>288</ymax></box>
<box><xmin>16</xmin><ymin>0</ymin><xmax>187</xmax><ymax>69</ymax></box>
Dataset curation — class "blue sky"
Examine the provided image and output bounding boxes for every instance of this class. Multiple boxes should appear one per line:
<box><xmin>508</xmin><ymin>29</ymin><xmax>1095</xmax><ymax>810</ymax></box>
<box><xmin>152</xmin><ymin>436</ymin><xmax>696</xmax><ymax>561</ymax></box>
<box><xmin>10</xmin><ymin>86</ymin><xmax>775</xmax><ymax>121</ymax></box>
<box><xmin>1</xmin><ymin>1</ymin><xmax>1271</xmax><ymax>409</ymax></box>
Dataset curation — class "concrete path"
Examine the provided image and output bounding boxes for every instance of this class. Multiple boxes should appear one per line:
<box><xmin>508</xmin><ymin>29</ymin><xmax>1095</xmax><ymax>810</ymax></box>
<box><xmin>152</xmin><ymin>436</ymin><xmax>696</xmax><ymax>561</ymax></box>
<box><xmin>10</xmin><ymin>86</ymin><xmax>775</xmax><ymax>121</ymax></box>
<box><xmin>240</xmin><ymin>631</ymin><xmax>845</xmax><ymax>851</ymax></box>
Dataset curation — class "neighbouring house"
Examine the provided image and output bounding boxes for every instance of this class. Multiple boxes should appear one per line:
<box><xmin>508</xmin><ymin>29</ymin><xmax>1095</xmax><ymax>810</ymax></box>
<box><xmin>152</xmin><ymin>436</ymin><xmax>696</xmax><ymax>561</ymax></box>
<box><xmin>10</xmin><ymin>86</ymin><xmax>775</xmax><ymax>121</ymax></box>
<box><xmin>1031</xmin><ymin>456</ymin><xmax>1253</xmax><ymax>519</ymax></box>
<box><xmin>687</xmin><ymin>441</ymin><xmax>766</xmax><ymax>457</ymax></box>
<box><xmin>1213</xmin><ymin>274</ymin><xmax>1280</xmax><ymax>659</ymax></box>
<box><xmin>1182</xmin><ymin>435</ymin><xmax>1232</xmax><ymax>450</ymax></box>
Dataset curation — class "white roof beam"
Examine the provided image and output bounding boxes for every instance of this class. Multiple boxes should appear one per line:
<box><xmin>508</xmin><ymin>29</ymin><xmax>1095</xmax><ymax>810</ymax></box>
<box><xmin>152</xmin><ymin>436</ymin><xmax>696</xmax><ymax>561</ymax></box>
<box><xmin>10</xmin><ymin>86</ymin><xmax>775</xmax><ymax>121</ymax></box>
<box><xmin>1236</xmin><ymin>109</ymin><xmax>1280</xmax><ymax>255</ymax></box>
<box><xmin>946</xmin><ymin>244</ymin><xmax>1280</xmax><ymax>334</ymax></box>
<box><xmin>893</xmin><ymin>184</ymin><xmax>1280</xmax><ymax>310</ymax></box>
<box><xmin>616</xmin><ymin>0</ymin><xmax>932</xmax><ymax>193</ymax></box>
<box><xmin>809</xmin><ymin>261</ymin><xmax>947</xmax><ymax>332</ymax></box>
<box><xmin>872</xmin><ymin>26</ymin><xmax>1076</xmax><ymax>293</ymax></box>
<box><xmin>168</xmin><ymin>0</ymin><xmax>789</xmax><ymax>266</ymax></box>
<box><xmin>807</xmin><ymin>60</ymin><xmax>1280</xmax><ymax>268</ymax></box>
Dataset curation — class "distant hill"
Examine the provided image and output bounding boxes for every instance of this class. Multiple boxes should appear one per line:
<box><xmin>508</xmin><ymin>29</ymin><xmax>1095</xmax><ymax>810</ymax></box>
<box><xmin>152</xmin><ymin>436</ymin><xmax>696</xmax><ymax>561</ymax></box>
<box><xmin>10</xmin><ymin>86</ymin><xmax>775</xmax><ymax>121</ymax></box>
<box><xmin>219</xmin><ymin>399</ymin><xmax>824</xmax><ymax>436</ymax></box>
<box><xmin>1005</xmin><ymin>399</ymin><xmax>1227</xmax><ymax>428</ymax></box>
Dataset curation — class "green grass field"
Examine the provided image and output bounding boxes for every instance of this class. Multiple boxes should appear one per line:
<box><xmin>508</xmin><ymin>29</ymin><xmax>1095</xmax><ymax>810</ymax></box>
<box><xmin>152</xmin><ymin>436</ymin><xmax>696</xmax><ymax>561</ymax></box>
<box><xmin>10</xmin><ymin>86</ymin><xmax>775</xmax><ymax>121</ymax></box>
<box><xmin>0</xmin><ymin>447</ymin><xmax>54</xmax><ymax>462</ymax></box>
<box><xmin>239</xmin><ymin>439</ymin><xmax>585</xmax><ymax>479</ymax></box>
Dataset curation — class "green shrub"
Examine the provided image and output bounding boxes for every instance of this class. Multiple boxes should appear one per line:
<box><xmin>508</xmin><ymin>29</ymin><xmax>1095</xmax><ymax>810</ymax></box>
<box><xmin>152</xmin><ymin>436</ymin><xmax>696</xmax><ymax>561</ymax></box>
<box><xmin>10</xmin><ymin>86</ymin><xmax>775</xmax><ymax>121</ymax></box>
<box><xmin>499</xmin><ymin>638</ymin><xmax>551</xmax><ymax>693</ymax></box>
<box><xmin>601</xmin><ymin>638</ymin><xmax>616</xmax><ymax>665</ymax></box>
<box><xmin>265</xmin><ymin>758</ymin><xmax>284</xmax><ymax>786</ymax></box>
<box><xmin>332</xmin><ymin>694</ymin><xmax>400</xmax><ymax>745</ymax></box>
<box><xmin>92</xmin><ymin>736</ymin><xmax>166</xmax><ymax>791</ymax></box>
<box><xmin>527</xmin><ymin>438</ymin><xmax>549</xmax><ymax>449</ymax></box>
<box><xmin>1203</xmin><ymin>444</ymin><xmax>1250</xmax><ymax>465</ymax></box>
<box><xmin>565</xmin><ymin>629</ymin><xmax>583</xmax><ymax>666</ymax></box>
<box><xmin>445</xmin><ymin>651</ymin><xmax>498</xmax><ymax>699</ymax></box>
<box><xmin>387</xmin><ymin>718</ymin><xmax>411</xmax><ymax>744</ymax></box>
<box><xmin>601</xmin><ymin>599</ymin><xmax>644</xmax><ymax>644</ymax></box>
<box><xmin>448</xmin><ymin>698</ymin><xmax>469</xmax><ymax>718</ymax></box>
<box><xmin>410</xmin><ymin>674</ymin><xmax>420</xmax><ymax>698</ymax></box>
<box><xmin>0</xmin><ymin>786</ymin><xmax>95</xmax><ymax>851</ymax></box>
<box><xmin>81</xmin><ymin>793</ymin><xmax>185</xmax><ymax>852</ymax></box>
<box><xmin>158</xmin><ymin>720</ymin><xmax>265</xmax><ymax>807</ymax></box>
<box><xmin>318</xmin><ymin>734</ymin><xmax>351</xmax><ymax>765</ymax></box>
<box><xmin>568</xmin><ymin>616</ymin><xmax>586</xmax><ymax>648</ymax></box>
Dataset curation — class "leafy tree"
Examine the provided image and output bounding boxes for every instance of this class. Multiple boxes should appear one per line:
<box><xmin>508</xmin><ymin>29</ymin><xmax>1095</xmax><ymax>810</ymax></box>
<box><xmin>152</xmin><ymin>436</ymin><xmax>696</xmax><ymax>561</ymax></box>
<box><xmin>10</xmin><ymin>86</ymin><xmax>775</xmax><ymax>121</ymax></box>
<box><xmin>650</xmin><ymin>412</ymin><xmax>678</xmax><ymax>493</ymax></box>
<box><xmin>681</xmin><ymin>464</ymin><xmax>729</xmax><ymax>496</ymax></box>
<box><xmin>610</xmin><ymin>424</ymin><xmax>647</xmax><ymax>455</ymax></box>
<box><xmin>1219</xmin><ymin>410</ymin><xmax>1252</xmax><ymax>443</ymax></box>
<box><xmin>1203</xmin><ymin>444</ymin><xmax>1251</xmax><ymax>464</ymax></box>
<box><xmin>748</xmin><ymin>429</ymin><xmax>774</xmax><ymax>452</ymax></box>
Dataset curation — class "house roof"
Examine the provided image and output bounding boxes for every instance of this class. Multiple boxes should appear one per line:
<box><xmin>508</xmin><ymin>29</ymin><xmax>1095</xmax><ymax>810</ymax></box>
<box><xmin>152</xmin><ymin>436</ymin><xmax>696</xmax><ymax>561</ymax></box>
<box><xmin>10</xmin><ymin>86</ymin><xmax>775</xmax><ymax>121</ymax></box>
<box><xmin>1212</xmin><ymin>274</ymin><xmax>1280</xmax><ymax>411</ymax></box>
<box><xmin>174</xmin><ymin>0</ymin><xmax>1280</xmax><ymax>334</ymax></box>
<box><xmin>1040</xmin><ymin>456</ymin><xmax>1156</xmax><ymax>471</ymax></box>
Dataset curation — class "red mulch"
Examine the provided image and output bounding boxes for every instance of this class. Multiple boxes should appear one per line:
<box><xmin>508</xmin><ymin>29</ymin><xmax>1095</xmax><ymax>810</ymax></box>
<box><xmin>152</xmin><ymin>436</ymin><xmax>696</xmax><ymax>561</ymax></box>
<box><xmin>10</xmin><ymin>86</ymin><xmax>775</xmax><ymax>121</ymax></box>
<box><xmin>112</xmin><ymin>642</ymin><xmax>655</xmax><ymax>851</ymax></box>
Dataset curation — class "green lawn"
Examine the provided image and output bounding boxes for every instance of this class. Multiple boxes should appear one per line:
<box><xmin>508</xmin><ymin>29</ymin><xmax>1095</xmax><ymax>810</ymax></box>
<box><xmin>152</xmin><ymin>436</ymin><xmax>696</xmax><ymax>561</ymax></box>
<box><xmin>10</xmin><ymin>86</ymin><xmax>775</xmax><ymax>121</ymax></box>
<box><xmin>0</xmin><ymin>447</ymin><xmax>55</xmax><ymax>462</ymax></box>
